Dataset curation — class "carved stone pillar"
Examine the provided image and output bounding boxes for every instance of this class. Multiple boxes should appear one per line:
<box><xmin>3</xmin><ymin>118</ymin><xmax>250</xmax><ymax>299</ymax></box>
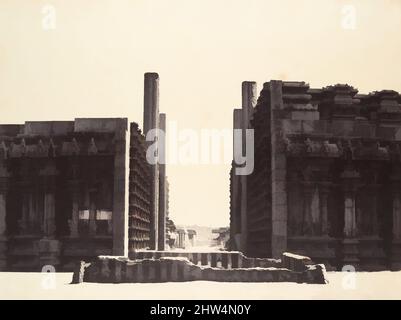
<box><xmin>319</xmin><ymin>183</ymin><xmax>331</xmax><ymax>235</ymax></box>
<box><xmin>0</xmin><ymin>164</ymin><xmax>10</xmax><ymax>271</ymax></box>
<box><xmin>343</xmin><ymin>188</ymin><xmax>357</xmax><ymax>238</ymax></box>
<box><xmin>17</xmin><ymin>161</ymin><xmax>26</xmax><ymax>233</ymax></box>
<box><xmin>107</xmin><ymin>217</ymin><xmax>113</xmax><ymax>235</ymax></box>
<box><xmin>287</xmin><ymin>176</ymin><xmax>301</xmax><ymax>236</ymax></box>
<box><xmin>18</xmin><ymin>181</ymin><xmax>31</xmax><ymax>235</ymax></box>
<box><xmin>301</xmin><ymin>182</ymin><xmax>316</xmax><ymax>236</ymax></box>
<box><xmin>364</xmin><ymin>184</ymin><xmax>380</xmax><ymax>236</ymax></box>
<box><xmin>37</xmin><ymin>161</ymin><xmax>60</xmax><ymax>270</ymax></box>
<box><xmin>88</xmin><ymin>189</ymin><xmax>97</xmax><ymax>236</ymax></box>
<box><xmin>341</xmin><ymin>167</ymin><xmax>360</xmax><ymax>268</ymax></box>
<box><xmin>17</xmin><ymin>160</ymin><xmax>39</xmax><ymax>235</ymax></box>
<box><xmin>392</xmin><ymin>186</ymin><xmax>401</xmax><ymax>241</ymax></box>
<box><xmin>68</xmin><ymin>180</ymin><xmax>80</xmax><ymax>238</ymax></box>
<box><xmin>40</xmin><ymin>162</ymin><xmax>58</xmax><ymax>239</ymax></box>
<box><xmin>357</xmin><ymin>182</ymin><xmax>385</xmax><ymax>271</ymax></box>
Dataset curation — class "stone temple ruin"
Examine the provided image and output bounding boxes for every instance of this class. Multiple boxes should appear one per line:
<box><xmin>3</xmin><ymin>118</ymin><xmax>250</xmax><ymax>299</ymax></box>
<box><xmin>0</xmin><ymin>73</ymin><xmax>168</xmax><ymax>271</ymax></box>
<box><xmin>4</xmin><ymin>73</ymin><xmax>397</xmax><ymax>283</ymax></box>
<box><xmin>230</xmin><ymin>80</ymin><xmax>401</xmax><ymax>271</ymax></box>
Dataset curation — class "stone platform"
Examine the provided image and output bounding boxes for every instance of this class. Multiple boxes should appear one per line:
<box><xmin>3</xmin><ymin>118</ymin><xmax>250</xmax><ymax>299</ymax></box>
<box><xmin>72</xmin><ymin>252</ymin><xmax>328</xmax><ymax>284</ymax></box>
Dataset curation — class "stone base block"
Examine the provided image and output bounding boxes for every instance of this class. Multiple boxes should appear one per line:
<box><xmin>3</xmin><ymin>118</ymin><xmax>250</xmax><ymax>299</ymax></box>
<box><xmin>281</xmin><ymin>252</ymin><xmax>312</xmax><ymax>272</ymax></box>
<box><xmin>287</xmin><ymin>236</ymin><xmax>337</xmax><ymax>270</ymax></box>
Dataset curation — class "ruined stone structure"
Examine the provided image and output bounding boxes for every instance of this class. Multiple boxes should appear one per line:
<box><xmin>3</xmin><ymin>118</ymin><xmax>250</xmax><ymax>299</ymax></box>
<box><xmin>73</xmin><ymin>252</ymin><xmax>328</xmax><ymax>284</ymax></box>
<box><xmin>174</xmin><ymin>228</ymin><xmax>197</xmax><ymax>249</ymax></box>
<box><xmin>230</xmin><ymin>80</ymin><xmax>401</xmax><ymax>271</ymax></box>
<box><xmin>0</xmin><ymin>73</ymin><xmax>168</xmax><ymax>271</ymax></box>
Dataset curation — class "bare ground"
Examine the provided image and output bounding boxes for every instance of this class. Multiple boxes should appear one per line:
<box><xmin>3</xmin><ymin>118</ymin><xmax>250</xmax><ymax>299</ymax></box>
<box><xmin>0</xmin><ymin>271</ymin><xmax>400</xmax><ymax>300</ymax></box>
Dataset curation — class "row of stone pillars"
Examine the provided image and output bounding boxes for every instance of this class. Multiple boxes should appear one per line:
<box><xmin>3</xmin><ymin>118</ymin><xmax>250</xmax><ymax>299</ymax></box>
<box><xmin>340</xmin><ymin>166</ymin><xmax>401</xmax><ymax>269</ymax></box>
<box><xmin>0</xmin><ymin>160</ymin><xmax>62</xmax><ymax>270</ymax></box>
<box><xmin>0</xmin><ymin>164</ymin><xmax>109</xmax><ymax>239</ymax></box>
<box><xmin>0</xmin><ymin>161</ymin><xmax>59</xmax><ymax>238</ymax></box>
<box><xmin>292</xmin><ymin>177</ymin><xmax>380</xmax><ymax>238</ymax></box>
<box><xmin>0</xmin><ymin>159</ymin><xmax>116</xmax><ymax>270</ymax></box>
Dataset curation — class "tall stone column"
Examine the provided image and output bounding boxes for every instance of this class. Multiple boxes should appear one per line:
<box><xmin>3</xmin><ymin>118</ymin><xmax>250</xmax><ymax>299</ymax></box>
<box><xmin>143</xmin><ymin>72</ymin><xmax>160</xmax><ymax>250</ymax></box>
<box><xmin>89</xmin><ymin>190</ymin><xmax>97</xmax><ymax>237</ymax></box>
<box><xmin>88</xmin><ymin>188</ymin><xmax>97</xmax><ymax>236</ymax></box>
<box><xmin>0</xmin><ymin>164</ymin><xmax>10</xmax><ymax>271</ymax></box>
<box><xmin>240</xmin><ymin>81</ymin><xmax>256</xmax><ymax>254</ymax></box>
<box><xmin>19</xmin><ymin>190</ymin><xmax>30</xmax><ymax>234</ymax></box>
<box><xmin>358</xmin><ymin>175</ymin><xmax>385</xmax><ymax>270</ymax></box>
<box><xmin>29</xmin><ymin>191</ymin><xmax>38</xmax><ymax>232</ymax></box>
<box><xmin>269</xmin><ymin>81</ymin><xmax>288</xmax><ymax>258</ymax></box>
<box><xmin>37</xmin><ymin>161</ymin><xmax>60</xmax><ymax>270</ymax></box>
<box><xmin>301</xmin><ymin>182</ymin><xmax>315</xmax><ymax>235</ymax></box>
<box><xmin>68</xmin><ymin>161</ymin><xmax>80</xmax><ymax>238</ymax></box>
<box><xmin>68</xmin><ymin>180</ymin><xmax>80</xmax><ymax>237</ymax></box>
<box><xmin>231</xmin><ymin>108</ymin><xmax>242</xmax><ymax>250</ymax></box>
<box><xmin>319</xmin><ymin>183</ymin><xmax>331</xmax><ymax>235</ymax></box>
<box><xmin>364</xmin><ymin>184</ymin><xmax>380</xmax><ymax>236</ymax></box>
<box><xmin>341</xmin><ymin>167</ymin><xmax>360</xmax><ymax>268</ymax></box>
<box><xmin>19</xmin><ymin>184</ymin><xmax>38</xmax><ymax>234</ymax></box>
<box><xmin>41</xmin><ymin>162</ymin><xmax>58</xmax><ymax>239</ymax></box>
<box><xmin>18</xmin><ymin>161</ymin><xmax>32</xmax><ymax>234</ymax></box>
<box><xmin>158</xmin><ymin>113</ymin><xmax>167</xmax><ymax>250</ymax></box>
<box><xmin>343</xmin><ymin>185</ymin><xmax>357</xmax><ymax>238</ymax></box>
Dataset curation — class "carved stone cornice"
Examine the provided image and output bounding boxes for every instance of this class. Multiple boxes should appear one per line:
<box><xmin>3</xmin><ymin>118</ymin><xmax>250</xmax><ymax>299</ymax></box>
<box><xmin>2</xmin><ymin>134</ymin><xmax>113</xmax><ymax>159</ymax></box>
<box><xmin>284</xmin><ymin>137</ymin><xmax>342</xmax><ymax>158</ymax></box>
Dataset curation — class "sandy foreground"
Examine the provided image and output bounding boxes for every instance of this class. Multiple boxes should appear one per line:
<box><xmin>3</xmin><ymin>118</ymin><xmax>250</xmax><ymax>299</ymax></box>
<box><xmin>0</xmin><ymin>271</ymin><xmax>400</xmax><ymax>300</ymax></box>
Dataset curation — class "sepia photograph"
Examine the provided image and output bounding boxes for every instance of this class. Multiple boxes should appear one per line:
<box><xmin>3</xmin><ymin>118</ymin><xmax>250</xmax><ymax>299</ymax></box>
<box><xmin>0</xmin><ymin>0</ymin><xmax>400</xmax><ymax>312</ymax></box>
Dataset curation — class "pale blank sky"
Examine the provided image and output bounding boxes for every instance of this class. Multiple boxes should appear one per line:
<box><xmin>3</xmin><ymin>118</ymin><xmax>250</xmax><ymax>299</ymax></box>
<box><xmin>0</xmin><ymin>0</ymin><xmax>400</xmax><ymax>227</ymax></box>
